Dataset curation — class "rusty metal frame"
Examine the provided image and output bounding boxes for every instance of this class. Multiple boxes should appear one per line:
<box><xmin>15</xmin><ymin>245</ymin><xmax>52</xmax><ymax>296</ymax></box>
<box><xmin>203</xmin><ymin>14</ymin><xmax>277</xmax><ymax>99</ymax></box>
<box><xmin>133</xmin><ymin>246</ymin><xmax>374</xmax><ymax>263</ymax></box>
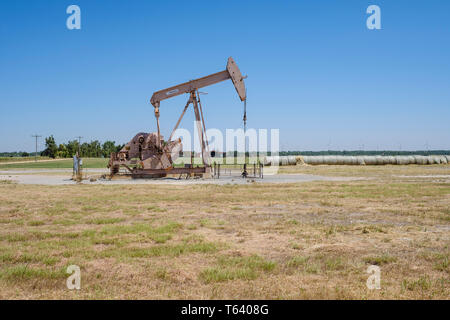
<box><xmin>131</xmin><ymin>166</ymin><xmax>207</xmax><ymax>175</ymax></box>
<box><xmin>109</xmin><ymin>57</ymin><xmax>247</xmax><ymax>179</ymax></box>
<box><xmin>150</xmin><ymin>57</ymin><xmax>246</xmax><ymax>165</ymax></box>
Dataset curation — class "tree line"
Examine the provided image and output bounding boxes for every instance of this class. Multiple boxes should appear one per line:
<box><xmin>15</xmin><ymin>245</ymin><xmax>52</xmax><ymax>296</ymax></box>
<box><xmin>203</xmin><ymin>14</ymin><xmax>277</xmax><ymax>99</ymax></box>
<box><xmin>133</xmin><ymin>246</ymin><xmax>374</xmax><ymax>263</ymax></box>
<box><xmin>279</xmin><ymin>150</ymin><xmax>450</xmax><ymax>156</ymax></box>
<box><xmin>1</xmin><ymin>141</ymin><xmax>449</xmax><ymax>159</ymax></box>
<box><xmin>0</xmin><ymin>151</ymin><xmax>32</xmax><ymax>157</ymax></box>
<box><xmin>40</xmin><ymin>135</ymin><xmax>124</xmax><ymax>158</ymax></box>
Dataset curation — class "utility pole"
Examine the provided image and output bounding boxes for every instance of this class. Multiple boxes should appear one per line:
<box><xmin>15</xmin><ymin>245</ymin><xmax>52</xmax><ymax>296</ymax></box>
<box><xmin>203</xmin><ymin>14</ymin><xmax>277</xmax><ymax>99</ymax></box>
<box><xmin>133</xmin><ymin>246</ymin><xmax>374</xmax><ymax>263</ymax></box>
<box><xmin>76</xmin><ymin>136</ymin><xmax>83</xmax><ymax>156</ymax></box>
<box><xmin>31</xmin><ymin>134</ymin><xmax>42</xmax><ymax>162</ymax></box>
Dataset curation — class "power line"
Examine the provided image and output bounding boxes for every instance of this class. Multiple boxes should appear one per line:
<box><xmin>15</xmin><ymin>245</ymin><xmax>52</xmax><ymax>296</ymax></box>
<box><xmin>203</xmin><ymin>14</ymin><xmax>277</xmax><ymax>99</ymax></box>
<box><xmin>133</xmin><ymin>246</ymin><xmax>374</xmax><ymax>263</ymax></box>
<box><xmin>75</xmin><ymin>136</ymin><xmax>83</xmax><ymax>155</ymax></box>
<box><xmin>31</xmin><ymin>134</ymin><xmax>42</xmax><ymax>162</ymax></box>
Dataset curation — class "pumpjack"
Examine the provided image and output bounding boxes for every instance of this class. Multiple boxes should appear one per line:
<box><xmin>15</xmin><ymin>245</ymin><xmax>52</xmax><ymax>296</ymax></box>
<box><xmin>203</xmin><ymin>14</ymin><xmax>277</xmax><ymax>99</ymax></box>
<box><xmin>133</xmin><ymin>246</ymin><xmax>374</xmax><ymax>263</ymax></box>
<box><xmin>108</xmin><ymin>57</ymin><xmax>247</xmax><ymax>178</ymax></box>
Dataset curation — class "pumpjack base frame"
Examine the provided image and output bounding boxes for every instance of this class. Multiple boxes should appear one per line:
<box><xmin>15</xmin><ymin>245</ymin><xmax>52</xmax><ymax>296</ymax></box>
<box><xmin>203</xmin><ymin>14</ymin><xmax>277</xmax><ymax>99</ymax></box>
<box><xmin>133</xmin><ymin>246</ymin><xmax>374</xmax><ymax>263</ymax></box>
<box><xmin>109</xmin><ymin>165</ymin><xmax>210</xmax><ymax>179</ymax></box>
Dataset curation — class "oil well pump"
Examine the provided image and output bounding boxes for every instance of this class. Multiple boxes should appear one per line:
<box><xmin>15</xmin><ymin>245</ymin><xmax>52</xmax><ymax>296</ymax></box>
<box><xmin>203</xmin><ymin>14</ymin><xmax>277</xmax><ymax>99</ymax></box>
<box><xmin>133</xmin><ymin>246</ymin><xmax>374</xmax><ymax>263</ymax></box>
<box><xmin>108</xmin><ymin>57</ymin><xmax>247</xmax><ymax>178</ymax></box>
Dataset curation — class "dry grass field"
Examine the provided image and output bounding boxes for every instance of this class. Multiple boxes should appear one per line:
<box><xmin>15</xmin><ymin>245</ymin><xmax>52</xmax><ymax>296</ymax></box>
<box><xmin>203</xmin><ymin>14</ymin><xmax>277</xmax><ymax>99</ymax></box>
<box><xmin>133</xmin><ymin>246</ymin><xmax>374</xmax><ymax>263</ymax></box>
<box><xmin>0</xmin><ymin>164</ymin><xmax>448</xmax><ymax>299</ymax></box>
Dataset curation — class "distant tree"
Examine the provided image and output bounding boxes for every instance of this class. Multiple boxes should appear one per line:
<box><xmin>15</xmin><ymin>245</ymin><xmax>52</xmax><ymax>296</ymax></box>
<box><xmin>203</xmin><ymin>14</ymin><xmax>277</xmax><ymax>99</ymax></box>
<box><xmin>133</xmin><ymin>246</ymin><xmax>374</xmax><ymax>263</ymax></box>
<box><xmin>102</xmin><ymin>141</ymin><xmax>116</xmax><ymax>158</ymax></box>
<box><xmin>56</xmin><ymin>144</ymin><xmax>69</xmax><ymax>158</ymax></box>
<box><xmin>88</xmin><ymin>140</ymin><xmax>102</xmax><ymax>157</ymax></box>
<box><xmin>80</xmin><ymin>142</ymin><xmax>89</xmax><ymax>157</ymax></box>
<box><xmin>66</xmin><ymin>140</ymin><xmax>79</xmax><ymax>157</ymax></box>
<box><xmin>115</xmin><ymin>144</ymin><xmax>124</xmax><ymax>153</ymax></box>
<box><xmin>42</xmin><ymin>135</ymin><xmax>58</xmax><ymax>158</ymax></box>
<box><xmin>20</xmin><ymin>151</ymin><xmax>29</xmax><ymax>157</ymax></box>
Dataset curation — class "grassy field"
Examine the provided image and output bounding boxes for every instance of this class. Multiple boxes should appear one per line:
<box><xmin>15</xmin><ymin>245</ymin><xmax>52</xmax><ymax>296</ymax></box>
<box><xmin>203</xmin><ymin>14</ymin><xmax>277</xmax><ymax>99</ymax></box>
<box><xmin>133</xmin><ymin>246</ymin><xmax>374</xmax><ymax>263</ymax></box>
<box><xmin>280</xmin><ymin>163</ymin><xmax>450</xmax><ymax>177</ymax></box>
<box><xmin>0</xmin><ymin>158</ymin><xmax>108</xmax><ymax>169</ymax></box>
<box><xmin>0</xmin><ymin>156</ymin><xmax>51</xmax><ymax>163</ymax></box>
<box><xmin>0</xmin><ymin>165</ymin><xmax>448</xmax><ymax>299</ymax></box>
<box><xmin>0</xmin><ymin>157</ymin><xmax>255</xmax><ymax>170</ymax></box>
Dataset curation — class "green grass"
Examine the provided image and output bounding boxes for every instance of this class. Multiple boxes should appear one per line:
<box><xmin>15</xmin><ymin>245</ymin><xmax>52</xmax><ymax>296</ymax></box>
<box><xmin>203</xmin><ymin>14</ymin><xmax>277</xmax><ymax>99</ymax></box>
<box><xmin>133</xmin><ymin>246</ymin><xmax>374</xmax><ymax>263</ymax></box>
<box><xmin>324</xmin><ymin>257</ymin><xmax>345</xmax><ymax>271</ymax></box>
<box><xmin>434</xmin><ymin>255</ymin><xmax>448</xmax><ymax>272</ymax></box>
<box><xmin>86</xmin><ymin>217</ymin><xmax>124</xmax><ymax>225</ymax></box>
<box><xmin>0</xmin><ymin>158</ymin><xmax>108</xmax><ymax>169</ymax></box>
<box><xmin>100</xmin><ymin>221</ymin><xmax>182</xmax><ymax>236</ymax></box>
<box><xmin>286</xmin><ymin>257</ymin><xmax>318</xmax><ymax>273</ymax></box>
<box><xmin>286</xmin><ymin>255</ymin><xmax>347</xmax><ymax>273</ymax></box>
<box><xmin>0</xmin><ymin>252</ymin><xmax>15</xmax><ymax>263</ymax></box>
<box><xmin>0</xmin><ymin>156</ymin><xmax>50</xmax><ymax>163</ymax></box>
<box><xmin>363</xmin><ymin>254</ymin><xmax>397</xmax><ymax>265</ymax></box>
<box><xmin>286</xmin><ymin>256</ymin><xmax>309</xmax><ymax>268</ymax></box>
<box><xmin>105</xmin><ymin>241</ymin><xmax>219</xmax><ymax>259</ymax></box>
<box><xmin>217</xmin><ymin>255</ymin><xmax>276</xmax><ymax>271</ymax></box>
<box><xmin>402</xmin><ymin>276</ymin><xmax>432</xmax><ymax>292</ymax></box>
<box><xmin>146</xmin><ymin>205</ymin><xmax>167</xmax><ymax>213</ymax></box>
<box><xmin>28</xmin><ymin>220</ymin><xmax>45</xmax><ymax>226</ymax></box>
<box><xmin>200</xmin><ymin>267</ymin><xmax>258</xmax><ymax>282</ymax></box>
<box><xmin>0</xmin><ymin>265</ymin><xmax>66</xmax><ymax>281</ymax></box>
<box><xmin>200</xmin><ymin>255</ymin><xmax>276</xmax><ymax>283</ymax></box>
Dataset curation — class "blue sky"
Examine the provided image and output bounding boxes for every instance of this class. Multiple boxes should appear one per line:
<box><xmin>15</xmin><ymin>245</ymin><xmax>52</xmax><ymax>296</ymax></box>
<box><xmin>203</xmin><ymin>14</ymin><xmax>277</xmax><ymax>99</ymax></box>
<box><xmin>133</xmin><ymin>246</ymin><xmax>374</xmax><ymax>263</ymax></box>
<box><xmin>0</xmin><ymin>0</ymin><xmax>449</xmax><ymax>152</ymax></box>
